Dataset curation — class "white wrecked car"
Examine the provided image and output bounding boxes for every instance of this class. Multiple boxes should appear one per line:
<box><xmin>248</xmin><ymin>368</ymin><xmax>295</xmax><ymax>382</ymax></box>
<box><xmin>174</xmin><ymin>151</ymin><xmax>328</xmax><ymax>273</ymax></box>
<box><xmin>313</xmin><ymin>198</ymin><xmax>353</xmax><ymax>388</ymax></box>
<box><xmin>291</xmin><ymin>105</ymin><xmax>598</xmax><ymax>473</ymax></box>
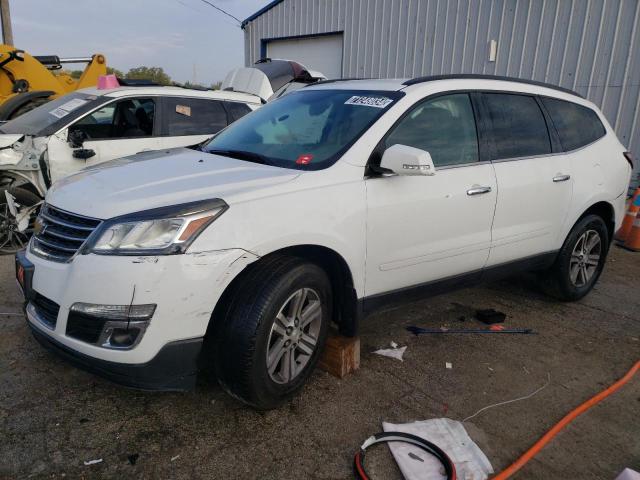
<box><xmin>0</xmin><ymin>59</ymin><xmax>325</xmax><ymax>252</ymax></box>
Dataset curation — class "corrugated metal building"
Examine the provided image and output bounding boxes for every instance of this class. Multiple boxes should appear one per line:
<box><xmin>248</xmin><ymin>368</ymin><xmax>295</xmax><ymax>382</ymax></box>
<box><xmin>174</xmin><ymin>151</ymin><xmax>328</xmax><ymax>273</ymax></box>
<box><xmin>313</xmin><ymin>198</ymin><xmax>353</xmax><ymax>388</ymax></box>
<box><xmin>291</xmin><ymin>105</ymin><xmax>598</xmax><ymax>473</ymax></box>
<box><xmin>242</xmin><ymin>0</ymin><xmax>640</xmax><ymax>184</ymax></box>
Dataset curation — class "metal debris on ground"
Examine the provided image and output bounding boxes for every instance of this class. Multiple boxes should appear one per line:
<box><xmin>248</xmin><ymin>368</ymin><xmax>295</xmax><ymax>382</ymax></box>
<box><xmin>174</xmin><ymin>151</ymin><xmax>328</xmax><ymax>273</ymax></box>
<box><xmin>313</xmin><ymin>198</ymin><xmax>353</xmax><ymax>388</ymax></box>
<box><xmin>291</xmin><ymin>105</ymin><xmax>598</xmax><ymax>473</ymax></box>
<box><xmin>445</xmin><ymin>362</ymin><xmax>453</xmax><ymax>369</ymax></box>
<box><xmin>83</xmin><ymin>459</ymin><xmax>103</xmax><ymax>466</ymax></box>
<box><xmin>406</xmin><ymin>326</ymin><xmax>534</xmax><ymax>335</ymax></box>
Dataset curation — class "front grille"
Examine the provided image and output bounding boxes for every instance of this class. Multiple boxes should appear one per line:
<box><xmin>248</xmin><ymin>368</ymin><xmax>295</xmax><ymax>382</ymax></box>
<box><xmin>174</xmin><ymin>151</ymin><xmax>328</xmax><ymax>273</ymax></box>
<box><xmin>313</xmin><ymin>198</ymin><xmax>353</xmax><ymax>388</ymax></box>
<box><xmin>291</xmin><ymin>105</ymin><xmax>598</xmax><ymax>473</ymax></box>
<box><xmin>66</xmin><ymin>312</ymin><xmax>107</xmax><ymax>344</ymax></box>
<box><xmin>32</xmin><ymin>204</ymin><xmax>101</xmax><ymax>262</ymax></box>
<box><xmin>32</xmin><ymin>291</ymin><xmax>60</xmax><ymax>329</ymax></box>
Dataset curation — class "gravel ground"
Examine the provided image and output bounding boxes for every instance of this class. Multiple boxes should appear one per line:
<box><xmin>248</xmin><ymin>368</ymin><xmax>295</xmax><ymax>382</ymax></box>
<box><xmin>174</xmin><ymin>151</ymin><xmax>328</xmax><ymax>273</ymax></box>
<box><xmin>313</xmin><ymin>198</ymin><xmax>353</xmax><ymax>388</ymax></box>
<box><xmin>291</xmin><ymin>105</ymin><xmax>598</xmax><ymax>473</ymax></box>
<box><xmin>0</xmin><ymin>247</ymin><xmax>638</xmax><ymax>479</ymax></box>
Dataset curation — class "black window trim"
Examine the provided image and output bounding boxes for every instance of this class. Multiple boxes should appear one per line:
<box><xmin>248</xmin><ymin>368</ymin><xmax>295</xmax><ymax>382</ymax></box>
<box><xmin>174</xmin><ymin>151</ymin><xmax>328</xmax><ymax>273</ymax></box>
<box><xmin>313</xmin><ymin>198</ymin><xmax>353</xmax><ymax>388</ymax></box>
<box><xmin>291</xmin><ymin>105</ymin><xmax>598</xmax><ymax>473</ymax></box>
<box><xmin>65</xmin><ymin>95</ymin><xmax>161</xmax><ymax>142</ymax></box>
<box><xmin>366</xmin><ymin>89</ymin><xmax>490</xmax><ymax>176</ymax></box>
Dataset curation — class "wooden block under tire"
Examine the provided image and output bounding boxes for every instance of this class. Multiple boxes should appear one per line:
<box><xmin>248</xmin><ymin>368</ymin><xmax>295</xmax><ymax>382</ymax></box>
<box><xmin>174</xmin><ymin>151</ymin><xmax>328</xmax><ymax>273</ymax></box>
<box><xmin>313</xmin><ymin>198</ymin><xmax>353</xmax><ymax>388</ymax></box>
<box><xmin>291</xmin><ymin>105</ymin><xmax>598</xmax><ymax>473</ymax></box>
<box><xmin>318</xmin><ymin>333</ymin><xmax>360</xmax><ymax>378</ymax></box>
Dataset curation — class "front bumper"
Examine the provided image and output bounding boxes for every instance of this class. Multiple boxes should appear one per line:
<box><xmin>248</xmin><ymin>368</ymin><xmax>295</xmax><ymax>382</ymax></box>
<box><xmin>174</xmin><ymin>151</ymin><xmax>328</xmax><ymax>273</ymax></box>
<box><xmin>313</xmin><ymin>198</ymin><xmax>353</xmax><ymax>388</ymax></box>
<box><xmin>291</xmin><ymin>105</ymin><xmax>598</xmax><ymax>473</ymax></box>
<box><xmin>29</xmin><ymin>323</ymin><xmax>202</xmax><ymax>391</ymax></box>
<box><xmin>19</xmin><ymin>246</ymin><xmax>258</xmax><ymax>389</ymax></box>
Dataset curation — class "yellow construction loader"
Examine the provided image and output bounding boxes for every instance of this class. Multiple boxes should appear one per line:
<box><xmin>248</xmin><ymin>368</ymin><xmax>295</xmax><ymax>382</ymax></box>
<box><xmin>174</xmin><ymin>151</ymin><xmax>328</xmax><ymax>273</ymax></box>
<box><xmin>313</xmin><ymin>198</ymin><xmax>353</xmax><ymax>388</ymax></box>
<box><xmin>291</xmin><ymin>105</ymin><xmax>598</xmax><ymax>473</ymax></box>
<box><xmin>0</xmin><ymin>44</ymin><xmax>106</xmax><ymax>120</ymax></box>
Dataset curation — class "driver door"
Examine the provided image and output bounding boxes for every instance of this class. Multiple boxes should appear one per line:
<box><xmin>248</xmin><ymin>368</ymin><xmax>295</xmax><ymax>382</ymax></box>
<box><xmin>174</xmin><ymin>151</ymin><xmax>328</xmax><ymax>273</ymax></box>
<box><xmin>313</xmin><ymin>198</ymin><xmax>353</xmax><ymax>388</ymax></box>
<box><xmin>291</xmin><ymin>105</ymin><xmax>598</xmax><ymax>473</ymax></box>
<box><xmin>68</xmin><ymin>97</ymin><xmax>161</xmax><ymax>168</ymax></box>
<box><xmin>365</xmin><ymin>92</ymin><xmax>497</xmax><ymax>298</ymax></box>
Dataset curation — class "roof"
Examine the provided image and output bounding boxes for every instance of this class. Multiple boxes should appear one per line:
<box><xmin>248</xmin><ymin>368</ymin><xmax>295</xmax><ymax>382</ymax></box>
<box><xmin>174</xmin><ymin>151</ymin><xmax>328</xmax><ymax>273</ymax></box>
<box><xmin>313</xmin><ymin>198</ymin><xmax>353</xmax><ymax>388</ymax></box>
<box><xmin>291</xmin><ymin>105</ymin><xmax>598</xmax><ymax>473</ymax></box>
<box><xmin>305</xmin><ymin>75</ymin><xmax>586</xmax><ymax>102</ymax></box>
<box><xmin>76</xmin><ymin>86</ymin><xmax>262</xmax><ymax>104</ymax></box>
<box><xmin>241</xmin><ymin>0</ymin><xmax>285</xmax><ymax>28</ymax></box>
<box><xmin>306</xmin><ymin>78</ymin><xmax>407</xmax><ymax>91</ymax></box>
<box><xmin>402</xmin><ymin>74</ymin><xmax>583</xmax><ymax>98</ymax></box>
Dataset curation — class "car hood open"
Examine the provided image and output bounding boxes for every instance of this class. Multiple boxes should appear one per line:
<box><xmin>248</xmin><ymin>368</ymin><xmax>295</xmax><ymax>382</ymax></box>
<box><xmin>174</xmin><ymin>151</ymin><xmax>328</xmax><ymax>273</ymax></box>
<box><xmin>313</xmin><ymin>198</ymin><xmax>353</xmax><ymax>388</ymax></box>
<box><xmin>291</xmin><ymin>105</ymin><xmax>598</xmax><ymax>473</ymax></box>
<box><xmin>46</xmin><ymin>148</ymin><xmax>300</xmax><ymax>219</ymax></box>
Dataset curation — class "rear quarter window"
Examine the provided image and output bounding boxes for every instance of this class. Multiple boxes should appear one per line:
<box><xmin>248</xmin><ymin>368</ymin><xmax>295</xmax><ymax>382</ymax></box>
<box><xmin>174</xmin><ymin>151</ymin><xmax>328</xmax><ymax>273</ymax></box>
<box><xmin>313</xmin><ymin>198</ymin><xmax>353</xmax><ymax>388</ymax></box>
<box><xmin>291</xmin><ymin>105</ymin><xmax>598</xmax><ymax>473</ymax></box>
<box><xmin>541</xmin><ymin>98</ymin><xmax>606</xmax><ymax>151</ymax></box>
<box><xmin>163</xmin><ymin>97</ymin><xmax>228</xmax><ymax>136</ymax></box>
<box><xmin>225</xmin><ymin>101</ymin><xmax>252</xmax><ymax>122</ymax></box>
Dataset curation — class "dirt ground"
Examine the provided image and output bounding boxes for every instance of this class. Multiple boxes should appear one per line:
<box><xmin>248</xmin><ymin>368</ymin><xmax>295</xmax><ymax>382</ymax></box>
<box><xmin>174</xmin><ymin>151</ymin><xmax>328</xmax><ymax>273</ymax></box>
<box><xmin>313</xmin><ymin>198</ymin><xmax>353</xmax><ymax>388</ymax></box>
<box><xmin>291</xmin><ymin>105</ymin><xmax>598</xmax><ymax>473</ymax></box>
<box><xmin>0</xmin><ymin>247</ymin><xmax>638</xmax><ymax>479</ymax></box>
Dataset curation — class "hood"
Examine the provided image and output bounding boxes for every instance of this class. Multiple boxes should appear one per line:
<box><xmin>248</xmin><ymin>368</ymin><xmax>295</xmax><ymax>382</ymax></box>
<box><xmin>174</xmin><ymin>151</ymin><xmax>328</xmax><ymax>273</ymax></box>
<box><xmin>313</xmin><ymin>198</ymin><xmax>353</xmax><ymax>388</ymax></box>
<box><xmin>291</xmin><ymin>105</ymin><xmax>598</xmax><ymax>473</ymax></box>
<box><xmin>46</xmin><ymin>148</ymin><xmax>300</xmax><ymax>219</ymax></box>
<box><xmin>0</xmin><ymin>133</ymin><xmax>24</xmax><ymax>149</ymax></box>
<box><xmin>222</xmin><ymin>59</ymin><xmax>325</xmax><ymax>102</ymax></box>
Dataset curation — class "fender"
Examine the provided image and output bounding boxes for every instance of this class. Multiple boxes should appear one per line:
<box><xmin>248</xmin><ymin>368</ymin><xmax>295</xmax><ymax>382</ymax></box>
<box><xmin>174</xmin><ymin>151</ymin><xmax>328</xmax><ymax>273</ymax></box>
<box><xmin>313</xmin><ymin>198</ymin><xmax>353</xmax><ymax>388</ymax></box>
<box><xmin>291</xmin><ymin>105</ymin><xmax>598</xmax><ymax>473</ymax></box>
<box><xmin>0</xmin><ymin>90</ymin><xmax>55</xmax><ymax>121</ymax></box>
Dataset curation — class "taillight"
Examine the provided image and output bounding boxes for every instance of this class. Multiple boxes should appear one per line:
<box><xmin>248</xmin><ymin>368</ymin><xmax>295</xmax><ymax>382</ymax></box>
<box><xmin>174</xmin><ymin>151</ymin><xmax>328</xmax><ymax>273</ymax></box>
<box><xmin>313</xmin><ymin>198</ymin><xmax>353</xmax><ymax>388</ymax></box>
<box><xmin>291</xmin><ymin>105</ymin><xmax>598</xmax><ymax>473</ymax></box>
<box><xmin>623</xmin><ymin>151</ymin><xmax>634</xmax><ymax>169</ymax></box>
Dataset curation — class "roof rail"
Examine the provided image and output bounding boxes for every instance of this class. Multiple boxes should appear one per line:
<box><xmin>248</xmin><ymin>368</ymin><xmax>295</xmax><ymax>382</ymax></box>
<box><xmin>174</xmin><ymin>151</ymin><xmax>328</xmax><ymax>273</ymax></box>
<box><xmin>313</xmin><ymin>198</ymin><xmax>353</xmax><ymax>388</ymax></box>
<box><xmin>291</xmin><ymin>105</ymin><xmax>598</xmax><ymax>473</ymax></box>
<box><xmin>308</xmin><ymin>78</ymin><xmax>366</xmax><ymax>86</ymax></box>
<box><xmin>116</xmin><ymin>78</ymin><xmax>159</xmax><ymax>87</ymax></box>
<box><xmin>402</xmin><ymin>74</ymin><xmax>583</xmax><ymax>98</ymax></box>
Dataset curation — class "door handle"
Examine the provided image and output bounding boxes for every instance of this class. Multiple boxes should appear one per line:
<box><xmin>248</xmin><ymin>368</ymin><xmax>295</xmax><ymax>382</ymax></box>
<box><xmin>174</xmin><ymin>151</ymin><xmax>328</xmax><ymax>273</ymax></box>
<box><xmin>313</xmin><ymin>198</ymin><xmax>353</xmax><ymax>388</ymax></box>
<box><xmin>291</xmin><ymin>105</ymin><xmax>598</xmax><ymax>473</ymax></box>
<box><xmin>467</xmin><ymin>186</ymin><xmax>492</xmax><ymax>196</ymax></box>
<box><xmin>553</xmin><ymin>174</ymin><xmax>571</xmax><ymax>182</ymax></box>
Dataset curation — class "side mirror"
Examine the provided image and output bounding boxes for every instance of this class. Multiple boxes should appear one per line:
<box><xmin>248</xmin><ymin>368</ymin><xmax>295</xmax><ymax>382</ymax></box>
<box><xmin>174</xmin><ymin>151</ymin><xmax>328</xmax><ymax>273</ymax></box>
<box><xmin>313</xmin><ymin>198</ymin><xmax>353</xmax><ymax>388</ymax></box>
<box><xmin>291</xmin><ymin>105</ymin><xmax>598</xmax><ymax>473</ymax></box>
<box><xmin>379</xmin><ymin>144</ymin><xmax>436</xmax><ymax>176</ymax></box>
<box><xmin>72</xmin><ymin>148</ymin><xmax>95</xmax><ymax>160</ymax></box>
<box><xmin>68</xmin><ymin>129</ymin><xmax>87</xmax><ymax>148</ymax></box>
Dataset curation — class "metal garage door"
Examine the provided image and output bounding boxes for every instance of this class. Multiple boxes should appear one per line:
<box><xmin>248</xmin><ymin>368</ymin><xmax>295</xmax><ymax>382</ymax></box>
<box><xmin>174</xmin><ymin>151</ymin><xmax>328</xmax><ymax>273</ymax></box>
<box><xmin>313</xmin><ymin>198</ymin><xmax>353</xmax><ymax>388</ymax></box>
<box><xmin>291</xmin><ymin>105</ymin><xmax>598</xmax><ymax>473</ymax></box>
<box><xmin>266</xmin><ymin>34</ymin><xmax>343</xmax><ymax>79</ymax></box>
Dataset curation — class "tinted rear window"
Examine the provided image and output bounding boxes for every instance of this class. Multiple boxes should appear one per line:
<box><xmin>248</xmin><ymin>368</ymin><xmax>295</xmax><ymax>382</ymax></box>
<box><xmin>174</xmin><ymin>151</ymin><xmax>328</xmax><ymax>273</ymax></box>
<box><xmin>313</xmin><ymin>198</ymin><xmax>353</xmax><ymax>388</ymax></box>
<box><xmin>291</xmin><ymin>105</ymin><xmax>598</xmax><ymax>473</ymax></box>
<box><xmin>163</xmin><ymin>97</ymin><xmax>228</xmax><ymax>136</ymax></box>
<box><xmin>484</xmin><ymin>93</ymin><xmax>551</xmax><ymax>160</ymax></box>
<box><xmin>541</xmin><ymin>98</ymin><xmax>606</xmax><ymax>151</ymax></box>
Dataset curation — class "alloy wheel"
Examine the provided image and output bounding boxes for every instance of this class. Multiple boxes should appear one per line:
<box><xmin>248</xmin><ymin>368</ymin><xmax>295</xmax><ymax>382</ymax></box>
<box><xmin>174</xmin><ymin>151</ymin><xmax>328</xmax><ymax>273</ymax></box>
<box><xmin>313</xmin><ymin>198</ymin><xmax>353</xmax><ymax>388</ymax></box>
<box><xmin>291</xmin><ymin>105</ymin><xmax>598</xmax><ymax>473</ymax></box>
<box><xmin>266</xmin><ymin>287</ymin><xmax>322</xmax><ymax>384</ymax></box>
<box><xmin>569</xmin><ymin>229</ymin><xmax>601</xmax><ymax>287</ymax></box>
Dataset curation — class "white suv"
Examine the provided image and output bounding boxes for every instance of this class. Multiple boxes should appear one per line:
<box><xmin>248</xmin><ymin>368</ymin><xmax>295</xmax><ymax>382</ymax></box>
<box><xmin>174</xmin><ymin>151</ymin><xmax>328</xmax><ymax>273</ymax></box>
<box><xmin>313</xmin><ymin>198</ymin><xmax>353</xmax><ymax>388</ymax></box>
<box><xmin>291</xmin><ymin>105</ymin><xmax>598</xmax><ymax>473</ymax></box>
<box><xmin>16</xmin><ymin>75</ymin><xmax>633</xmax><ymax>408</ymax></box>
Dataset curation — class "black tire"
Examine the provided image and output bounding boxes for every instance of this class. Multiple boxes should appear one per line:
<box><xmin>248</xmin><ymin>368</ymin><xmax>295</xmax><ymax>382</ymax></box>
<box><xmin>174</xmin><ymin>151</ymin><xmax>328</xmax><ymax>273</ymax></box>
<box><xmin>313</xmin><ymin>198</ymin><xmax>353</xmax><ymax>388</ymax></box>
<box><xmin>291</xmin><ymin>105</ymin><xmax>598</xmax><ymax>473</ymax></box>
<box><xmin>0</xmin><ymin>187</ymin><xmax>42</xmax><ymax>254</ymax></box>
<box><xmin>542</xmin><ymin>214</ymin><xmax>609</xmax><ymax>301</ymax></box>
<box><xmin>211</xmin><ymin>254</ymin><xmax>332</xmax><ymax>409</ymax></box>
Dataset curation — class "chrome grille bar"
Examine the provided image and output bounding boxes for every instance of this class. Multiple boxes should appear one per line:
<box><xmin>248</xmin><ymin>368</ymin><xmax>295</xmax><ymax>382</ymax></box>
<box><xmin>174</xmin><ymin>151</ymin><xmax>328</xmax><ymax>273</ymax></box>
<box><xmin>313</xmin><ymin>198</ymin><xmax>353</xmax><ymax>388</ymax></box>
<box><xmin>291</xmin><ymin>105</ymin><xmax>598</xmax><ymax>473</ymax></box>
<box><xmin>31</xmin><ymin>204</ymin><xmax>102</xmax><ymax>262</ymax></box>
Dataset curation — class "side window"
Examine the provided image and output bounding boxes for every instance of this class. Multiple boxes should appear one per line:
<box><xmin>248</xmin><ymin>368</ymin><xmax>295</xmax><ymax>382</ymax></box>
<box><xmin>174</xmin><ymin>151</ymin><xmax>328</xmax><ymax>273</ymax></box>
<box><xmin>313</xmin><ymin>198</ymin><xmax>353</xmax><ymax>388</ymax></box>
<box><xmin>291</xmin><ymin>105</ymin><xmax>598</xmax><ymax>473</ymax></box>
<box><xmin>225</xmin><ymin>102</ymin><xmax>252</xmax><ymax>122</ymax></box>
<box><xmin>164</xmin><ymin>98</ymin><xmax>228</xmax><ymax>136</ymax></box>
<box><xmin>541</xmin><ymin>97</ymin><xmax>606</xmax><ymax>151</ymax></box>
<box><xmin>70</xmin><ymin>98</ymin><xmax>155</xmax><ymax>140</ymax></box>
<box><xmin>484</xmin><ymin>93</ymin><xmax>551</xmax><ymax>160</ymax></box>
<box><xmin>385</xmin><ymin>93</ymin><xmax>479</xmax><ymax>167</ymax></box>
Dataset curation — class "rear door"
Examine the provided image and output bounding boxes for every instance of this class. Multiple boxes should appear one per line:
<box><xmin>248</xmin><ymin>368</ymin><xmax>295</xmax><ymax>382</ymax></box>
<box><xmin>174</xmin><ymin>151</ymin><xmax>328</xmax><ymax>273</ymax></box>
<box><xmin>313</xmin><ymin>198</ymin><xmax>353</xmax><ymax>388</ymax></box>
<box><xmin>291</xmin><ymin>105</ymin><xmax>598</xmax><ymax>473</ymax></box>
<box><xmin>159</xmin><ymin>97</ymin><xmax>232</xmax><ymax>149</ymax></box>
<box><xmin>365</xmin><ymin>92</ymin><xmax>497</xmax><ymax>297</ymax></box>
<box><xmin>483</xmin><ymin>92</ymin><xmax>573</xmax><ymax>267</ymax></box>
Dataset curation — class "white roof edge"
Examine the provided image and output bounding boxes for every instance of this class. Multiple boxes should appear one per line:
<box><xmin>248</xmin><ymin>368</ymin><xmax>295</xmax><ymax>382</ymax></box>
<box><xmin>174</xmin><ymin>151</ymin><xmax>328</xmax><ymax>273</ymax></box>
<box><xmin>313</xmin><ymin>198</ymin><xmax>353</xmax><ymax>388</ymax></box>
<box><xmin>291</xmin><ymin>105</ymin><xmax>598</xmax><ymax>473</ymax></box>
<box><xmin>75</xmin><ymin>86</ymin><xmax>262</xmax><ymax>104</ymax></box>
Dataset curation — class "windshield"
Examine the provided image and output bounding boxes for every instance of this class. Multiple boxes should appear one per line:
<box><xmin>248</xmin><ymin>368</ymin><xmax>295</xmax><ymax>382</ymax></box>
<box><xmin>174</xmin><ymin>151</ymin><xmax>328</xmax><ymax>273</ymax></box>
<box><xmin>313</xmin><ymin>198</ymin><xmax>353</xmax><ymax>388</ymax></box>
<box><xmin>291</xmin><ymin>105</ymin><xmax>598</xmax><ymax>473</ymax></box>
<box><xmin>202</xmin><ymin>89</ymin><xmax>403</xmax><ymax>170</ymax></box>
<box><xmin>0</xmin><ymin>92</ymin><xmax>107</xmax><ymax>136</ymax></box>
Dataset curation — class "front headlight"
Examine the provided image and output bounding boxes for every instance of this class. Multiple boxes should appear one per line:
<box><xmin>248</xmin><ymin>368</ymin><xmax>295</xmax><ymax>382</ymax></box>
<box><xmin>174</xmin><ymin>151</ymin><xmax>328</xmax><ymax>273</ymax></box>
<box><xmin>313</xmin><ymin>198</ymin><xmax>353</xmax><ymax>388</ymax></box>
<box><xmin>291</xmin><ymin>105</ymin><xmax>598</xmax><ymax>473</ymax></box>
<box><xmin>87</xmin><ymin>199</ymin><xmax>227</xmax><ymax>255</ymax></box>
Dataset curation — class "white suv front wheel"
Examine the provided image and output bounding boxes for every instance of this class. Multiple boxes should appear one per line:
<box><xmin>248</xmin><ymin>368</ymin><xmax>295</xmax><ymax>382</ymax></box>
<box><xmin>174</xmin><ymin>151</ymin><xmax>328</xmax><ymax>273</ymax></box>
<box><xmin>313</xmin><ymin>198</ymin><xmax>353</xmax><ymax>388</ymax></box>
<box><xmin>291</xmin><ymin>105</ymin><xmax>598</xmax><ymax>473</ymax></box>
<box><xmin>211</xmin><ymin>254</ymin><xmax>331</xmax><ymax>409</ymax></box>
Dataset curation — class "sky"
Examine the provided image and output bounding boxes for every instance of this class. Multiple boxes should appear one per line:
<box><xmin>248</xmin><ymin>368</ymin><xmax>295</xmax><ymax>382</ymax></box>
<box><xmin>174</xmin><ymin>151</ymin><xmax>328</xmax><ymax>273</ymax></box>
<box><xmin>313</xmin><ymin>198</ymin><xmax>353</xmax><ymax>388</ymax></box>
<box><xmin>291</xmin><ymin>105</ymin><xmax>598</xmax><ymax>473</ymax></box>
<box><xmin>10</xmin><ymin>0</ymin><xmax>271</xmax><ymax>85</ymax></box>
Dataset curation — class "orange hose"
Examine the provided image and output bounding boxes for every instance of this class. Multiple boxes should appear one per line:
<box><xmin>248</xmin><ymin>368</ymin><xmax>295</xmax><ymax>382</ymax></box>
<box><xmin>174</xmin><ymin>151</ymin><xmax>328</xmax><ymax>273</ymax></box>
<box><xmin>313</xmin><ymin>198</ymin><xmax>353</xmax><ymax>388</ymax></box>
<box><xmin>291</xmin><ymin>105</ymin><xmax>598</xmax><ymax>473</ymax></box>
<box><xmin>493</xmin><ymin>360</ymin><xmax>640</xmax><ymax>480</ymax></box>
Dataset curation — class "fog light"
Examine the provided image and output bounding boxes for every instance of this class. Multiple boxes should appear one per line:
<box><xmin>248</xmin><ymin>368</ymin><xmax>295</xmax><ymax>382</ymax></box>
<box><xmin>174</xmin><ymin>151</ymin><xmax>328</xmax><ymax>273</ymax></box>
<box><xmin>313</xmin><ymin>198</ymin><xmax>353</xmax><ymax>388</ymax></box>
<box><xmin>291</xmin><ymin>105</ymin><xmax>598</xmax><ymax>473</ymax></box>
<box><xmin>109</xmin><ymin>328</ymin><xmax>141</xmax><ymax>348</ymax></box>
<box><xmin>68</xmin><ymin>303</ymin><xmax>156</xmax><ymax>350</ymax></box>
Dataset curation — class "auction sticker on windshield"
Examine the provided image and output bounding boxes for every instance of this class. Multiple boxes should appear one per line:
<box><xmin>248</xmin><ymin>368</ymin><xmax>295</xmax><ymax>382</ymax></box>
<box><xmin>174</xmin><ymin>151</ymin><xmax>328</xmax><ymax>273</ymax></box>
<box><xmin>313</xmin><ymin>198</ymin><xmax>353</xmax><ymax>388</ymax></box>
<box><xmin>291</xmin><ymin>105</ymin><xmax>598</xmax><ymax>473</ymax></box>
<box><xmin>344</xmin><ymin>95</ymin><xmax>393</xmax><ymax>108</ymax></box>
<box><xmin>49</xmin><ymin>98</ymin><xmax>89</xmax><ymax>119</ymax></box>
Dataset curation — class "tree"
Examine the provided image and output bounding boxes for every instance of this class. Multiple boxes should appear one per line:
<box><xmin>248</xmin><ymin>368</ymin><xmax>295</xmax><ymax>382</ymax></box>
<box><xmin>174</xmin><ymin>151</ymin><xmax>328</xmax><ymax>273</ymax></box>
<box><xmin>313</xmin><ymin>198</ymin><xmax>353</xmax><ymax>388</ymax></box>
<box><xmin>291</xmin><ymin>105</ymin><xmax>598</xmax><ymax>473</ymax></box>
<box><xmin>125</xmin><ymin>66</ymin><xmax>172</xmax><ymax>85</ymax></box>
<box><xmin>106</xmin><ymin>66</ymin><xmax>125</xmax><ymax>78</ymax></box>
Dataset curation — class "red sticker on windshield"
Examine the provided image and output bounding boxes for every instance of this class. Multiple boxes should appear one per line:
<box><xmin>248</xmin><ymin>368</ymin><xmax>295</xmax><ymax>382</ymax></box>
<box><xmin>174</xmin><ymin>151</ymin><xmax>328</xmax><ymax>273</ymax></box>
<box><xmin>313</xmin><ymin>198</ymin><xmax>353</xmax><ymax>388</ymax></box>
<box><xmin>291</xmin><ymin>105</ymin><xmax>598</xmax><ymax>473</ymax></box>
<box><xmin>296</xmin><ymin>154</ymin><xmax>314</xmax><ymax>165</ymax></box>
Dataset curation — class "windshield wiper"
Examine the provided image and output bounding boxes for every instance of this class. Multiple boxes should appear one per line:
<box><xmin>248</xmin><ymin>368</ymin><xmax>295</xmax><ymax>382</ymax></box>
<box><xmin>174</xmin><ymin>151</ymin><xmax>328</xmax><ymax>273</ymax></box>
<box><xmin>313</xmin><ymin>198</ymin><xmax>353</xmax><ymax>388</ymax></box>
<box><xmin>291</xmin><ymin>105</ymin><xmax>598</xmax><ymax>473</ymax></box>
<box><xmin>207</xmin><ymin>149</ymin><xmax>271</xmax><ymax>165</ymax></box>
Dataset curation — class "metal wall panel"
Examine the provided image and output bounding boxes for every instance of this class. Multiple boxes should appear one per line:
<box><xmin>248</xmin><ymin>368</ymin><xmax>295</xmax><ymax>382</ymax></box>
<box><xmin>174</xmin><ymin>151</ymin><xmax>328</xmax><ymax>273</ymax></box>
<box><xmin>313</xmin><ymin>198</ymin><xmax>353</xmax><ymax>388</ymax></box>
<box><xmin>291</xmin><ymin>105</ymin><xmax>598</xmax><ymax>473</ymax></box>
<box><xmin>244</xmin><ymin>0</ymin><xmax>640</xmax><ymax>182</ymax></box>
